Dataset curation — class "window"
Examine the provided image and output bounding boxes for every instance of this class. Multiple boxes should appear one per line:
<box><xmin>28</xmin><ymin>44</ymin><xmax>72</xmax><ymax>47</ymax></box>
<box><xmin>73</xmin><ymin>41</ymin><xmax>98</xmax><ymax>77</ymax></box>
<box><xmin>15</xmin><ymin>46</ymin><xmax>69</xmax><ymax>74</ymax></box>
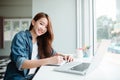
<box><xmin>4</xmin><ymin>18</ymin><xmax>31</xmax><ymax>41</ymax></box>
<box><xmin>77</xmin><ymin>0</ymin><xmax>94</xmax><ymax>58</ymax></box>
<box><xmin>95</xmin><ymin>0</ymin><xmax>117</xmax><ymax>44</ymax></box>
<box><xmin>93</xmin><ymin>0</ymin><xmax>120</xmax><ymax>66</ymax></box>
<box><xmin>95</xmin><ymin>0</ymin><xmax>120</xmax><ymax>57</ymax></box>
<box><xmin>77</xmin><ymin>0</ymin><xmax>120</xmax><ymax>61</ymax></box>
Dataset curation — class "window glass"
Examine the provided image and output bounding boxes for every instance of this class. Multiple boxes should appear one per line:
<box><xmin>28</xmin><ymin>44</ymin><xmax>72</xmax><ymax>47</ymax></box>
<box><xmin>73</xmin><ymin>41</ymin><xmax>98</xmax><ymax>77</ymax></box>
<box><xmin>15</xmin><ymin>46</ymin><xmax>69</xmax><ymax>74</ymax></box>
<box><xmin>96</xmin><ymin>0</ymin><xmax>116</xmax><ymax>43</ymax></box>
<box><xmin>4</xmin><ymin>21</ymin><xmax>11</xmax><ymax>41</ymax></box>
<box><xmin>21</xmin><ymin>21</ymin><xmax>29</xmax><ymax>31</ymax></box>
<box><xmin>12</xmin><ymin>21</ymin><xmax>20</xmax><ymax>39</ymax></box>
<box><xmin>95</xmin><ymin>0</ymin><xmax>120</xmax><ymax>60</ymax></box>
<box><xmin>4</xmin><ymin>18</ymin><xmax>31</xmax><ymax>41</ymax></box>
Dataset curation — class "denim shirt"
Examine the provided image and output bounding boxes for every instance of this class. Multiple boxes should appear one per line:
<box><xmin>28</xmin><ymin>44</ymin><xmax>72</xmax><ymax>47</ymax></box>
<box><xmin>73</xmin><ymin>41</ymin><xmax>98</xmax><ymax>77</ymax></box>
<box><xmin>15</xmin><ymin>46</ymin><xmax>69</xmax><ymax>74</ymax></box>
<box><xmin>4</xmin><ymin>30</ymin><xmax>56</xmax><ymax>80</ymax></box>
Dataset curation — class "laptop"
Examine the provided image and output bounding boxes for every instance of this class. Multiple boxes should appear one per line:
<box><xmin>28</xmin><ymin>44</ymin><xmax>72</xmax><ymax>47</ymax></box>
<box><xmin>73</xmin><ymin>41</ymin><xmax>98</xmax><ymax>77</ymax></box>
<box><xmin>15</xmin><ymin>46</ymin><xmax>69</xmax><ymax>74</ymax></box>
<box><xmin>53</xmin><ymin>40</ymin><xmax>111</xmax><ymax>75</ymax></box>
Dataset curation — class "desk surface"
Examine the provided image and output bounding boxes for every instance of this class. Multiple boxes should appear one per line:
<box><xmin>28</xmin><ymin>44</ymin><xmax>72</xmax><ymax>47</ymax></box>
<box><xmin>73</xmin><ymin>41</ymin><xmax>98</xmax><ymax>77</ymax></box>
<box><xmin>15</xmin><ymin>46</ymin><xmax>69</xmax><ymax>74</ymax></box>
<box><xmin>33</xmin><ymin>66</ymin><xmax>85</xmax><ymax>80</ymax></box>
<box><xmin>32</xmin><ymin>53</ymin><xmax>120</xmax><ymax>80</ymax></box>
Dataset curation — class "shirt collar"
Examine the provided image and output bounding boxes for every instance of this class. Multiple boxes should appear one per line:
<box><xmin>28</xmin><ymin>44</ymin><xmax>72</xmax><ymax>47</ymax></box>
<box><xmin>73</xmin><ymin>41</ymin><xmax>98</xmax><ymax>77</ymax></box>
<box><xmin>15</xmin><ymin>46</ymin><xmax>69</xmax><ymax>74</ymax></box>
<box><xmin>25</xmin><ymin>30</ymin><xmax>32</xmax><ymax>39</ymax></box>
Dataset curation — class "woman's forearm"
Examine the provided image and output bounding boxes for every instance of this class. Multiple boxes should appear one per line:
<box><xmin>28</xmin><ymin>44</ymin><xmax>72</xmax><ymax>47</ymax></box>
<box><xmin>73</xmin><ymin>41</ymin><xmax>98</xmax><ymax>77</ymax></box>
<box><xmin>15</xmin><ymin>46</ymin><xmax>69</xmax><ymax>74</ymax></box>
<box><xmin>21</xmin><ymin>55</ymin><xmax>64</xmax><ymax>69</ymax></box>
<box><xmin>21</xmin><ymin>58</ymin><xmax>50</xmax><ymax>69</ymax></box>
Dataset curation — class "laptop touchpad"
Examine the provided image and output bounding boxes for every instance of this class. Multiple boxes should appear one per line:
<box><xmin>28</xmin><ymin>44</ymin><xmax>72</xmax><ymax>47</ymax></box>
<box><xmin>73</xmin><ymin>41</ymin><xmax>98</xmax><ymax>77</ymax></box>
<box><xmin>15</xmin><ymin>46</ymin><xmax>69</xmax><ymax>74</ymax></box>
<box><xmin>70</xmin><ymin>63</ymin><xmax>90</xmax><ymax>71</ymax></box>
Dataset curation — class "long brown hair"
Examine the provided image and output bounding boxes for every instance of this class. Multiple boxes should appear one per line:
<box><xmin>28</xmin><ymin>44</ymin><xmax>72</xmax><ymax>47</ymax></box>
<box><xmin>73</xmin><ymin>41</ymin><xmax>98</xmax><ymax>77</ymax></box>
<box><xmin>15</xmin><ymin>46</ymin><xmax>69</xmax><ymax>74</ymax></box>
<box><xmin>29</xmin><ymin>12</ymin><xmax>54</xmax><ymax>59</ymax></box>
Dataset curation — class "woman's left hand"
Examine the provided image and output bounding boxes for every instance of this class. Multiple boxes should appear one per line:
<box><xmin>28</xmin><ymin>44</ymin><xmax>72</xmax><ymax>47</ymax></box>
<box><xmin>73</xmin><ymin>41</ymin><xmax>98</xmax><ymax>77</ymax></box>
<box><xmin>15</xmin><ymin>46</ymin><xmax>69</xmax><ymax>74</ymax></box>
<box><xmin>55</xmin><ymin>53</ymin><xmax>74</xmax><ymax>62</ymax></box>
<box><xmin>63</xmin><ymin>55</ymin><xmax>74</xmax><ymax>62</ymax></box>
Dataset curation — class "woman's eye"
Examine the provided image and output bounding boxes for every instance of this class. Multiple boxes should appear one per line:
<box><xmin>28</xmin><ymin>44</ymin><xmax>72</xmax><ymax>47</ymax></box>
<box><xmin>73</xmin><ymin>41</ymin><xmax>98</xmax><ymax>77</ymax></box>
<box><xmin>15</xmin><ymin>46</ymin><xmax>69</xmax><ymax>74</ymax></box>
<box><xmin>40</xmin><ymin>23</ymin><xmax>43</xmax><ymax>25</ymax></box>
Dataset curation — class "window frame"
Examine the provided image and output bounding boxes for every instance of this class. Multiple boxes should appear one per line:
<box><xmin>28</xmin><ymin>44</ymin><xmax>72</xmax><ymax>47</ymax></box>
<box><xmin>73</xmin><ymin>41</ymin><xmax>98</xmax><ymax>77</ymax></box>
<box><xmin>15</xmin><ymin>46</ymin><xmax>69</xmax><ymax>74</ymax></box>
<box><xmin>77</xmin><ymin>0</ymin><xmax>95</xmax><ymax>57</ymax></box>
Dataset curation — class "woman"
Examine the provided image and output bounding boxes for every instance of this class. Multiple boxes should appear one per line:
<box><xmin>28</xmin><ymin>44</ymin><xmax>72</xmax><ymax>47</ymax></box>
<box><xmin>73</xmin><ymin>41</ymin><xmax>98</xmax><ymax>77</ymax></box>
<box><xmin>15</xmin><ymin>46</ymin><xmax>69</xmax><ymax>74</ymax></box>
<box><xmin>4</xmin><ymin>12</ymin><xmax>73</xmax><ymax>80</ymax></box>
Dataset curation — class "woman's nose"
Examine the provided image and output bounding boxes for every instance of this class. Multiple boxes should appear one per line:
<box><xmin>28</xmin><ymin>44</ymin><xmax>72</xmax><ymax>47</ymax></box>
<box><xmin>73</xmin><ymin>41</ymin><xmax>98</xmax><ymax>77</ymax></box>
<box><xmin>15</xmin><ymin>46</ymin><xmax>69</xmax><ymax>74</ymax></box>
<box><xmin>41</xmin><ymin>27</ymin><xmax>47</xmax><ymax>33</ymax></box>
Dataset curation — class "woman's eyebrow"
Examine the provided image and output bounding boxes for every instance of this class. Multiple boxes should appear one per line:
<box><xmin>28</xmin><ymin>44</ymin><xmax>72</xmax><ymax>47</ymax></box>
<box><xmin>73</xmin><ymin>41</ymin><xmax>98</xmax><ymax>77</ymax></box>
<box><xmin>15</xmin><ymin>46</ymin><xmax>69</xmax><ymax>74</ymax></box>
<box><xmin>41</xmin><ymin>21</ymin><xmax>47</xmax><ymax>26</ymax></box>
<box><xmin>40</xmin><ymin>21</ymin><xmax>45</xmax><ymax>25</ymax></box>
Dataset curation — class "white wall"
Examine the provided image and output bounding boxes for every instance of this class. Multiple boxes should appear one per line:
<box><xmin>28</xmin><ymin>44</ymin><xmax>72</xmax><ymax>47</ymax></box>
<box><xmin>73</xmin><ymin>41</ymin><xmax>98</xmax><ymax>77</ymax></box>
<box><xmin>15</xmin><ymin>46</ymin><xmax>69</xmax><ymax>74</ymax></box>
<box><xmin>32</xmin><ymin>0</ymin><xmax>77</xmax><ymax>54</ymax></box>
<box><xmin>0</xmin><ymin>0</ymin><xmax>32</xmax><ymax>17</ymax></box>
<box><xmin>0</xmin><ymin>0</ymin><xmax>32</xmax><ymax>56</ymax></box>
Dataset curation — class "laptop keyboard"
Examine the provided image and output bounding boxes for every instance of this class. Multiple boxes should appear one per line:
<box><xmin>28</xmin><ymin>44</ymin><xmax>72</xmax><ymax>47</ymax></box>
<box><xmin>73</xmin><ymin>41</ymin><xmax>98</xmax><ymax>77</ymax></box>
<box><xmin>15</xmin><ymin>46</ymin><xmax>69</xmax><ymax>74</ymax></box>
<box><xmin>70</xmin><ymin>63</ymin><xmax>90</xmax><ymax>71</ymax></box>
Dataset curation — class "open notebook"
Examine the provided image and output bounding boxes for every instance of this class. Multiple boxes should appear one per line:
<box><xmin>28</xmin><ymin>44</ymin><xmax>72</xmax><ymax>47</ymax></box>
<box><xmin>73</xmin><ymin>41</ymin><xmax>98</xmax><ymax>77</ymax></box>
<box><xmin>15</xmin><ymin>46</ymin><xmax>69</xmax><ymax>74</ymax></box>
<box><xmin>53</xmin><ymin>40</ymin><xmax>111</xmax><ymax>75</ymax></box>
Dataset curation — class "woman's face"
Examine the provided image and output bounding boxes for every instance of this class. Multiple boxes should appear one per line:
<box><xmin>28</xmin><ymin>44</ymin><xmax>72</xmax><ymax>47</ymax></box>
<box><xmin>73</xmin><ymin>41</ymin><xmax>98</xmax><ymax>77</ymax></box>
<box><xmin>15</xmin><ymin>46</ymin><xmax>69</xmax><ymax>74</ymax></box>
<box><xmin>32</xmin><ymin>17</ymin><xmax>48</xmax><ymax>36</ymax></box>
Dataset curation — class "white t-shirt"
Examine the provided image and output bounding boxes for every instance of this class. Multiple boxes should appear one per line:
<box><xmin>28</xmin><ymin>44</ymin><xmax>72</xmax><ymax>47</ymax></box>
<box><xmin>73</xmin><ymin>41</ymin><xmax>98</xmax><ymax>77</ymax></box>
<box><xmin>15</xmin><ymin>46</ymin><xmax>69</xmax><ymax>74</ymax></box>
<box><xmin>28</xmin><ymin>42</ymin><xmax>38</xmax><ymax>75</ymax></box>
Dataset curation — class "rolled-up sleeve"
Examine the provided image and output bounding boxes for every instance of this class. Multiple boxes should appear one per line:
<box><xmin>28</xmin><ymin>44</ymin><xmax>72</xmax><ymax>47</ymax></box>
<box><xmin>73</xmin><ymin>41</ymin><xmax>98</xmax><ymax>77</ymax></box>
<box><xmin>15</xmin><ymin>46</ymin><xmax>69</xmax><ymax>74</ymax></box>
<box><xmin>11</xmin><ymin>32</ymin><xmax>28</xmax><ymax>71</ymax></box>
<box><xmin>16</xmin><ymin>57</ymin><xmax>27</xmax><ymax>71</ymax></box>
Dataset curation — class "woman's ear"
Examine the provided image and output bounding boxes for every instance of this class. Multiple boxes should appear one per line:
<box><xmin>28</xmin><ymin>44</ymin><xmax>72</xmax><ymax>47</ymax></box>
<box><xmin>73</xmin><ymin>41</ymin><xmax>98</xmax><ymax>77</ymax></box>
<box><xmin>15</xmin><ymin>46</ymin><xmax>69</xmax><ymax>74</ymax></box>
<box><xmin>32</xmin><ymin>20</ymin><xmax>35</xmax><ymax>26</ymax></box>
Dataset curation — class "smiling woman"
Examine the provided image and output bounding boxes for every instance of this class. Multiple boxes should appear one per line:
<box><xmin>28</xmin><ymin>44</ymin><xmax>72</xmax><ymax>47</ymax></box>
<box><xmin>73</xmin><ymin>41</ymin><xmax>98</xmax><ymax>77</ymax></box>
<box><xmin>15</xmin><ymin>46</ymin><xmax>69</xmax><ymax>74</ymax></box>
<box><xmin>31</xmin><ymin>17</ymin><xmax>48</xmax><ymax>37</ymax></box>
<box><xmin>4</xmin><ymin>12</ymin><xmax>73</xmax><ymax>80</ymax></box>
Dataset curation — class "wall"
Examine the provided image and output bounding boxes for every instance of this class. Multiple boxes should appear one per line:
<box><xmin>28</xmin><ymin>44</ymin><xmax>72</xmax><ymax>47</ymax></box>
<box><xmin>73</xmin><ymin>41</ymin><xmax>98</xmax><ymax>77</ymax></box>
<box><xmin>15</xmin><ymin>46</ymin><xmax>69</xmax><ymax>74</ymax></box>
<box><xmin>0</xmin><ymin>0</ymin><xmax>32</xmax><ymax>56</ymax></box>
<box><xmin>33</xmin><ymin>0</ymin><xmax>77</xmax><ymax>54</ymax></box>
<box><xmin>0</xmin><ymin>0</ymin><xmax>77</xmax><ymax>56</ymax></box>
<box><xmin>0</xmin><ymin>0</ymin><xmax>32</xmax><ymax>17</ymax></box>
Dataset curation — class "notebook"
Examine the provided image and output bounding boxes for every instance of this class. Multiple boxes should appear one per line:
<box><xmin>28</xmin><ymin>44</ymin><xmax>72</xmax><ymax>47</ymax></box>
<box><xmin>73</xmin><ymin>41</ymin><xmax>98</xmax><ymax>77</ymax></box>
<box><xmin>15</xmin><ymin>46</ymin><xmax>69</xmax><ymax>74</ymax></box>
<box><xmin>53</xmin><ymin>40</ymin><xmax>110</xmax><ymax>75</ymax></box>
